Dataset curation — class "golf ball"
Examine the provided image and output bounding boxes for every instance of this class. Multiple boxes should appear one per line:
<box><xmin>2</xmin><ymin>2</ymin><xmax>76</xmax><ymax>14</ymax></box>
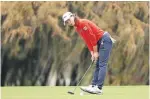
<box><xmin>80</xmin><ymin>92</ymin><xmax>84</xmax><ymax>96</ymax></box>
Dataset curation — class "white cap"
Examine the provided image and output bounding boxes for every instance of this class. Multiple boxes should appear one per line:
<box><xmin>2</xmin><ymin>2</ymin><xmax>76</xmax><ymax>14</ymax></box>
<box><xmin>62</xmin><ymin>12</ymin><xmax>73</xmax><ymax>25</ymax></box>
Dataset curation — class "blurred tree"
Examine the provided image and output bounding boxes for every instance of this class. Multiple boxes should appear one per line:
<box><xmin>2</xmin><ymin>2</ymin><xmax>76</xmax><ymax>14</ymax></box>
<box><xmin>1</xmin><ymin>1</ymin><xmax>149</xmax><ymax>86</ymax></box>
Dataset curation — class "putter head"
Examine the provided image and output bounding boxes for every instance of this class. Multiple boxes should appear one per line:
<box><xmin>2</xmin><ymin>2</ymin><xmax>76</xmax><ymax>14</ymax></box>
<box><xmin>68</xmin><ymin>91</ymin><xmax>74</xmax><ymax>95</ymax></box>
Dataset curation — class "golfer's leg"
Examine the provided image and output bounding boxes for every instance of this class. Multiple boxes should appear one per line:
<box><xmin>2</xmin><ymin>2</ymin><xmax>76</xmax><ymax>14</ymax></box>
<box><xmin>97</xmin><ymin>37</ymin><xmax>113</xmax><ymax>89</ymax></box>
<box><xmin>97</xmin><ymin>60</ymin><xmax>107</xmax><ymax>89</ymax></box>
<box><xmin>91</xmin><ymin>59</ymin><xmax>99</xmax><ymax>85</ymax></box>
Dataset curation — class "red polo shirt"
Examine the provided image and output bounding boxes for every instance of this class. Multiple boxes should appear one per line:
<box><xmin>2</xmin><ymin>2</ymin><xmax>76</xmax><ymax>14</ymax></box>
<box><xmin>75</xmin><ymin>18</ymin><xmax>104</xmax><ymax>51</ymax></box>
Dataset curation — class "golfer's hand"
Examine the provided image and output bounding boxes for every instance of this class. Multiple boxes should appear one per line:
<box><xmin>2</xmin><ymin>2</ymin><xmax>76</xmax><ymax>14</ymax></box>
<box><xmin>91</xmin><ymin>55</ymin><xmax>95</xmax><ymax>62</ymax></box>
<box><xmin>90</xmin><ymin>51</ymin><xmax>94</xmax><ymax>61</ymax></box>
<box><xmin>93</xmin><ymin>52</ymin><xmax>99</xmax><ymax>61</ymax></box>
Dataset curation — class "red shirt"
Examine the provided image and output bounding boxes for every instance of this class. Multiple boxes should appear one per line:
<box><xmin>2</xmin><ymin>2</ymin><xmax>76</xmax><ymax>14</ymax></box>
<box><xmin>75</xmin><ymin>18</ymin><xmax>104</xmax><ymax>51</ymax></box>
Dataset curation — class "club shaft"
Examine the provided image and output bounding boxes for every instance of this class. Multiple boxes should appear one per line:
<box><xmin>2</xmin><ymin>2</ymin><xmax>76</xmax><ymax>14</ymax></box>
<box><xmin>72</xmin><ymin>61</ymin><xmax>94</xmax><ymax>92</ymax></box>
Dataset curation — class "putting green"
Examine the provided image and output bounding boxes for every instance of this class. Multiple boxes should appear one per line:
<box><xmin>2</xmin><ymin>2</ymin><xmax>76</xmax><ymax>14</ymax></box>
<box><xmin>1</xmin><ymin>86</ymin><xmax>149</xmax><ymax>99</ymax></box>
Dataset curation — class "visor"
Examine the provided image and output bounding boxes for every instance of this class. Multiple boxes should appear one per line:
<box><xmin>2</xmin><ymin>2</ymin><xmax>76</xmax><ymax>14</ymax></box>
<box><xmin>62</xmin><ymin>12</ymin><xmax>73</xmax><ymax>25</ymax></box>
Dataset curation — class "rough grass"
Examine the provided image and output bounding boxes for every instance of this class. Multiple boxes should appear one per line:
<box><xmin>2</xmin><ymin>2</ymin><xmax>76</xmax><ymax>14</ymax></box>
<box><xmin>1</xmin><ymin>86</ymin><xmax>149</xmax><ymax>99</ymax></box>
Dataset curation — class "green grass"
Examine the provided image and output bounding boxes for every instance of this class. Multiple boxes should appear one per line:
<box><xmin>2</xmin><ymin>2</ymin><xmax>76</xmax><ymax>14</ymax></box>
<box><xmin>1</xmin><ymin>86</ymin><xmax>149</xmax><ymax>99</ymax></box>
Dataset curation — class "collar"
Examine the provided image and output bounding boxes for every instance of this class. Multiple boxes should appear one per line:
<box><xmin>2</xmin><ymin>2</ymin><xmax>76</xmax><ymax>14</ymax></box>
<box><xmin>74</xmin><ymin>18</ymin><xmax>81</xmax><ymax>27</ymax></box>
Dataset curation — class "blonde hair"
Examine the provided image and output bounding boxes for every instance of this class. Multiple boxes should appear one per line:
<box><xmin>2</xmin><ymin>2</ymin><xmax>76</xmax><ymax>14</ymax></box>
<box><xmin>73</xmin><ymin>14</ymin><xmax>80</xmax><ymax>21</ymax></box>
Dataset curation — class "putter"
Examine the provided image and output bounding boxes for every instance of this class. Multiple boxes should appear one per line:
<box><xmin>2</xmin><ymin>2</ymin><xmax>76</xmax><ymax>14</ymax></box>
<box><xmin>67</xmin><ymin>60</ymin><xmax>94</xmax><ymax>95</ymax></box>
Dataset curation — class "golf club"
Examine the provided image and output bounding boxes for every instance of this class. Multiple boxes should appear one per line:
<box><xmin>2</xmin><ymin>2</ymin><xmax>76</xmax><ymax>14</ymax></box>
<box><xmin>67</xmin><ymin>60</ymin><xmax>94</xmax><ymax>95</ymax></box>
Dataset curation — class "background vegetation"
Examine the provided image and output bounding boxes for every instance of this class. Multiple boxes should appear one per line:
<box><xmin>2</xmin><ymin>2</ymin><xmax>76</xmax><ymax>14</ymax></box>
<box><xmin>1</xmin><ymin>1</ymin><xmax>149</xmax><ymax>86</ymax></box>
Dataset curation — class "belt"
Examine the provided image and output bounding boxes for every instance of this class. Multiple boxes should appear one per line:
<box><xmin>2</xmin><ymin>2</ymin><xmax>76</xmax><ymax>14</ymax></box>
<box><xmin>102</xmin><ymin>31</ymin><xmax>116</xmax><ymax>43</ymax></box>
<box><xmin>103</xmin><ymin>31</ymin><xmax>108</xmax><ymax>35</ymax></box>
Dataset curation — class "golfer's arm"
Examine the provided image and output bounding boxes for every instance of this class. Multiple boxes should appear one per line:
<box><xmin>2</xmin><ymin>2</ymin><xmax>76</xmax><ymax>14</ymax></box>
<box><xmin>90</xmin><ymin>51</ymin><xmax>94</xmax><ymax>55</ymax></box>
<box><xmin>93</xmin><ymin>45</ymin><xmax>98</xmax><ymax>53</ymax></box>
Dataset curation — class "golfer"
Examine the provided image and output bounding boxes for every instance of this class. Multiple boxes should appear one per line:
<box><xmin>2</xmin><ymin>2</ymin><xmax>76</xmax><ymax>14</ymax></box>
<box><xmin>62</xmin><ymin>12</ymin><xmax>115</xmax><ymax>94</ymax></box>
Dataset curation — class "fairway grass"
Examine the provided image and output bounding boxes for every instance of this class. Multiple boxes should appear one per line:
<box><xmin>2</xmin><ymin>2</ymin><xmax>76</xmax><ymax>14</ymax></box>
<box><xmin>1</xmin><ymin>86</ymin><xmax>149</xmax><ymax>99</ymax></box>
